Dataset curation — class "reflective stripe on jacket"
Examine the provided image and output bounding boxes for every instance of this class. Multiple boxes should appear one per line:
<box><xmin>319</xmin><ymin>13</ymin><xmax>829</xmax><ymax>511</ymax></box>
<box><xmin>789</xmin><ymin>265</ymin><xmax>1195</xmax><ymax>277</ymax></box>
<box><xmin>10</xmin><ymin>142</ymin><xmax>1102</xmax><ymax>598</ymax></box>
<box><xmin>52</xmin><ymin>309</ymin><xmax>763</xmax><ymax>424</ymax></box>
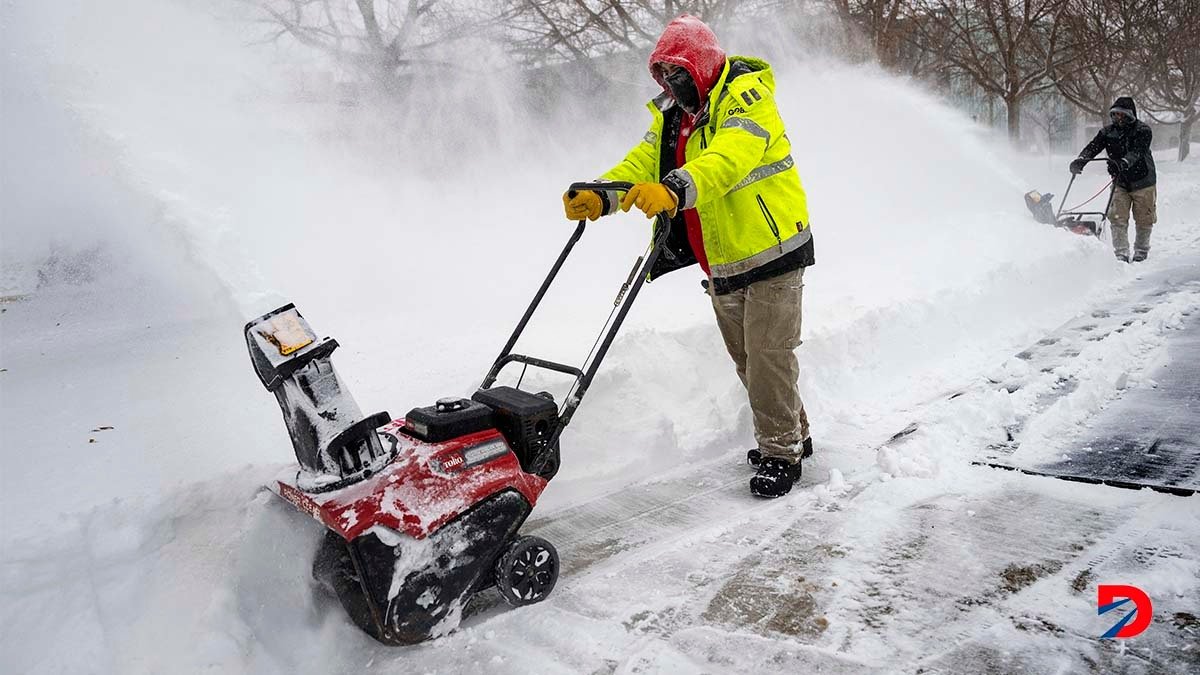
<box><xmin>601</xmin><ymin>56</ymin><xmax>814</xmax><ymax>294</ymax></box>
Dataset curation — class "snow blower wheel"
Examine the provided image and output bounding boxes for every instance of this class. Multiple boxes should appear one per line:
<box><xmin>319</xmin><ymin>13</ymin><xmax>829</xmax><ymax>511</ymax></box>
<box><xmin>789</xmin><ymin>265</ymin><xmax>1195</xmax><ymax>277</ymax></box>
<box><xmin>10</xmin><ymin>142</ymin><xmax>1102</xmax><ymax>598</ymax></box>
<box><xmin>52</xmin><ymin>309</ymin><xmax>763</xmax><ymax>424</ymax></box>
<box><xmin>495</xmin><ymin>536</ymin><xmax>559</xmax><ymax>606</ymax></box>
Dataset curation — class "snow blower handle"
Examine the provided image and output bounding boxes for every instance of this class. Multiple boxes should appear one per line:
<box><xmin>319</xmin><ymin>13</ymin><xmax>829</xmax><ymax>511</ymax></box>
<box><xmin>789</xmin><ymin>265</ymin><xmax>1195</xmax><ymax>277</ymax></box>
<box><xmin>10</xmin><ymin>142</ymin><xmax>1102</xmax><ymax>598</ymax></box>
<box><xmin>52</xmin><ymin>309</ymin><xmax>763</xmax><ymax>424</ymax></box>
<box><xmin>483</xmin><ymin>181</ymin><xmax>668</xmax><ymax>391</ymax></box>
<box><xmin>567</xmin><ymin>180</ymin><xmax>635</xmax><ymax>199</ymax></box>
<box><xmin>544</xmin><ymin>182</ymin><xmax>672</xmax><ymax>439</ymax></box>
<box><xmin>481</xmin><ymin>181</ymin><xmax>671</xmax><ymax>461</ymax></box>
<box><xmin>1057</xmin><ymin>158</ymin><xmax>1117</xmax><ymax>220</ymax></box>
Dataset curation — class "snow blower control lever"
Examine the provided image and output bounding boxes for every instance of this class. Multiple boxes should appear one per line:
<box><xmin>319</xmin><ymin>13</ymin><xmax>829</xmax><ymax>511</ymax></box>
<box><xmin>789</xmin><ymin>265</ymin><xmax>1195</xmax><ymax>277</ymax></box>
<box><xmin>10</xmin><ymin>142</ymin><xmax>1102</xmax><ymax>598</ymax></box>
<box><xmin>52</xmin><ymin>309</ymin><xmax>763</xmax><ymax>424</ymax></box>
<box><xmin>477</xmin><ymin>180</ymin><xmax>671</xmax><ymax>478</ymax></box>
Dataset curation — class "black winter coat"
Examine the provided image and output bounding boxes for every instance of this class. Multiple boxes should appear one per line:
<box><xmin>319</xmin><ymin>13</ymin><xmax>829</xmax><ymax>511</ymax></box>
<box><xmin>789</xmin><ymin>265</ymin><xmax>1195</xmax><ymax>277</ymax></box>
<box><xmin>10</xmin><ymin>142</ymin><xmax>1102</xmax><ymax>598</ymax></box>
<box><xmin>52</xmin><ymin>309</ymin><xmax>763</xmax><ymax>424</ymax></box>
<box><xmin>1079</xmin><ymin>120</ymin><xmax>1156</xmax><ymax>191</ymax></box>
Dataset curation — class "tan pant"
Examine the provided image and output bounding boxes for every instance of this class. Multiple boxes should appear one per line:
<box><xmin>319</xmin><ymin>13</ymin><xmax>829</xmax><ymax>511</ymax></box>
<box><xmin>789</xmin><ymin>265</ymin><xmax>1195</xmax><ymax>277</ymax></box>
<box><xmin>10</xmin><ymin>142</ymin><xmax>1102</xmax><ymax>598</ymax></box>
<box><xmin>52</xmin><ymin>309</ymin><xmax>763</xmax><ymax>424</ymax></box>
<box><xmin>1108</xmin><ymin>185</ymin><xmax>1157</xmax><ymax>255</ymax></box>
<box><xmin>710</xmin><ymin>267</ymin><xmax>809</xmax><ymax>460</ymax></box>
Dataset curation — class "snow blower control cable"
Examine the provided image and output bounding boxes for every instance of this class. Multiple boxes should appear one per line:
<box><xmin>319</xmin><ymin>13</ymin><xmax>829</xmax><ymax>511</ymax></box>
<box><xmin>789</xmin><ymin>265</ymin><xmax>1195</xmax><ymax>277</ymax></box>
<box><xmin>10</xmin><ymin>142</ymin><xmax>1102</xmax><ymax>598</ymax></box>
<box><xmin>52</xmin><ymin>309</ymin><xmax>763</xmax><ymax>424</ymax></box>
<box><xmin>1064</xmin><ymin>180</ymin><xmax>1114</xmax><ymax>213</ymax></box>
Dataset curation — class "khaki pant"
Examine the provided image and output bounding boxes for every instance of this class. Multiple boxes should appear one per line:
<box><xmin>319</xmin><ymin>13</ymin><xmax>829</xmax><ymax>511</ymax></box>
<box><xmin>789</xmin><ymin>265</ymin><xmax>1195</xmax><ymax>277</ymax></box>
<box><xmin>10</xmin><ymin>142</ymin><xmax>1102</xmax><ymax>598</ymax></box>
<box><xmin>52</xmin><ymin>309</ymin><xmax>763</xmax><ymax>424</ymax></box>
<box><xmin>1108</xmin><ymin>185</ymin><xmax>1157</xmax><ymax>255</ymax></box>
<box><xmin>710</xmin><ymin>267</ymin><xmax>809</xmax><ymax>461</ymax></box>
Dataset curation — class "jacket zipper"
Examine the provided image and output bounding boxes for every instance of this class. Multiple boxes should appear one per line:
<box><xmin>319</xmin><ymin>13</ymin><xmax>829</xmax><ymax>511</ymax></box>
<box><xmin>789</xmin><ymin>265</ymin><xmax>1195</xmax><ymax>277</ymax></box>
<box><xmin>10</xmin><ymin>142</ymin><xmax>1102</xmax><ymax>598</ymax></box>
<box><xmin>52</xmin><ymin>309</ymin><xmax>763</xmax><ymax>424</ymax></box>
<box><xmin>756</xmin><ymin>194</ymin><xmax>783</xmax><ymax>252</ymax></box>
<box><xmin>700</xmin><ymin>126</ymin><xmax>708</xmax><ymax>149</ymax></box>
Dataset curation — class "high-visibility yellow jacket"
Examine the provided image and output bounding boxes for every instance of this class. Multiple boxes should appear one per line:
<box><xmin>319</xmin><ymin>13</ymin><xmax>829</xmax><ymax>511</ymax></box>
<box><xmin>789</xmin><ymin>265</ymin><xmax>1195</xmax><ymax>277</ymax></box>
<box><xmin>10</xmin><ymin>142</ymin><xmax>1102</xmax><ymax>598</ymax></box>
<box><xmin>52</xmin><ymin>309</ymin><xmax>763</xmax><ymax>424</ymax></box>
<box><xmin>600</xmin><ymin>56</ymin><xmax>814</xmax><ymax>294</ymax></box>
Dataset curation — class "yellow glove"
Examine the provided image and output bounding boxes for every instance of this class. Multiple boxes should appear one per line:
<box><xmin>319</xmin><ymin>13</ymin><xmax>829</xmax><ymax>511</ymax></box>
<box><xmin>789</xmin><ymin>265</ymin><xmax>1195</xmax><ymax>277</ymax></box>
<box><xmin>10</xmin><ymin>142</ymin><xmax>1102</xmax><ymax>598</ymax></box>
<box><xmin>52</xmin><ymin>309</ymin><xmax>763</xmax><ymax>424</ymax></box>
<box><xmin>620</xmin><ymin>183</ymin><xmax>678</xmax><ymax>219</ymax></box>
<box><xmin>563</xmin><ymin>190</ymin><xmax>604</xmax><ymax>221</ymax></box>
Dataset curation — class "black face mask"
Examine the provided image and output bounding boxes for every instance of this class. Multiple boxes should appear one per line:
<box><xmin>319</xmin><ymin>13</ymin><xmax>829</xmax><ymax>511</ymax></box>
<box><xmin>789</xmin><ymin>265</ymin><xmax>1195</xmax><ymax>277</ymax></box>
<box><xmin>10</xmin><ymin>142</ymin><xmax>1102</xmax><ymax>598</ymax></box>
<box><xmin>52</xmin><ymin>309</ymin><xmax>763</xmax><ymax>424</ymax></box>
<box><xmin>664</xmin><ymin>67</ymin><xmax>702</xmax><ymax>115</ymax></box>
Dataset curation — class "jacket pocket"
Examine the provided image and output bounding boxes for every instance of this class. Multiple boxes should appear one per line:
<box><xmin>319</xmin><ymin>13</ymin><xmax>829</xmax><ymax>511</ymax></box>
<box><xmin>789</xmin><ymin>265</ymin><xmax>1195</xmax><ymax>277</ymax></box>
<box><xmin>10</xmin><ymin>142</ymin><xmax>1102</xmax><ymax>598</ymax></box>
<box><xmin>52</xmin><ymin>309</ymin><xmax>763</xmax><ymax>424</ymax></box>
<box><xmin>756</xmin><ymin>194</ymin><xmax>783</xmax><ymax>251</ymax></box>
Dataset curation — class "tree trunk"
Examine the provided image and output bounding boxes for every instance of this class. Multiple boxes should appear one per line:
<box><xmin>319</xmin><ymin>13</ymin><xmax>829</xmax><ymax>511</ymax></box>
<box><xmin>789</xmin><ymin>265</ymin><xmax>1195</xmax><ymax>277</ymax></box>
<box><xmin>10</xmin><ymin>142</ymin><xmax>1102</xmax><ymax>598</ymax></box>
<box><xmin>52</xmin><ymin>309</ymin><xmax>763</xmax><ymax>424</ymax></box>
<box><xmin>1180</xmin><ymin>116</ymin><xmax>1195</xmax><ymax>162</ymax></box>
<box><xmin>1006</xmin><ymin>96</ymin><xmax>1021</xmax><ymax>141</ymax></box>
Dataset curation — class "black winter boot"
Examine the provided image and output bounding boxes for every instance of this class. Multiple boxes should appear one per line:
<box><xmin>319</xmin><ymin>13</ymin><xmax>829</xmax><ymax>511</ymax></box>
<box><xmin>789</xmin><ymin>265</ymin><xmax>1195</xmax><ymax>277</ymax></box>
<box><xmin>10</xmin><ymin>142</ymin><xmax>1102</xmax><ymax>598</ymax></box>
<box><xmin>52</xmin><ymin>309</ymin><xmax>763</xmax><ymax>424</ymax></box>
<box><xmin>750</xmin><ymin>457</ymin><xmax>802</xmax><ymax>498</ymax></box>
<box><xmin>747</xmin><ymin>438</ymin><xmax>813</xmax><ymax>467</ymax></box>
<box><xmin>1132</xmin><ymin>249</ymin><xmax>1149</xmax><ymax>262</ymax></box>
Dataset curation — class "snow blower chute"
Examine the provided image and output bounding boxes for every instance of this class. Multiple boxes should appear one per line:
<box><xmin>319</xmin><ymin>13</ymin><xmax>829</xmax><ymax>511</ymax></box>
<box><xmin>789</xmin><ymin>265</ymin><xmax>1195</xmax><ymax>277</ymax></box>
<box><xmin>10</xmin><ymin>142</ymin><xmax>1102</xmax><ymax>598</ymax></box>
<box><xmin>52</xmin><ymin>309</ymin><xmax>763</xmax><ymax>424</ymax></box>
<box><xmin>1024</xmin><ymin>158</ymin><xmax>1116</xmax><ymax>237</ymax></box>
<box><xmin>245</xmin><ymin>181</ymin><xmax>669</xmax><ymax>645</ymax></box>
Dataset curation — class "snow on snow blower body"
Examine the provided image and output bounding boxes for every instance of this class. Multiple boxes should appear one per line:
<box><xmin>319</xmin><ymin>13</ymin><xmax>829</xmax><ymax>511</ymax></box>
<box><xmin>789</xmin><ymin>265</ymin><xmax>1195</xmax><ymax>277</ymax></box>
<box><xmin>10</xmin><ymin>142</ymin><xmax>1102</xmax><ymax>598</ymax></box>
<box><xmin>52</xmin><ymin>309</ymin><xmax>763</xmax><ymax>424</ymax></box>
<box><xmin>245</xmin><ymin>182</ymin><xmax>670</xmax><ymax>645</ymax></box>
<box><xmin>1025</xmin><ymin>158</ymin><xmax>1116</xmax><ymax>237</ymax></box>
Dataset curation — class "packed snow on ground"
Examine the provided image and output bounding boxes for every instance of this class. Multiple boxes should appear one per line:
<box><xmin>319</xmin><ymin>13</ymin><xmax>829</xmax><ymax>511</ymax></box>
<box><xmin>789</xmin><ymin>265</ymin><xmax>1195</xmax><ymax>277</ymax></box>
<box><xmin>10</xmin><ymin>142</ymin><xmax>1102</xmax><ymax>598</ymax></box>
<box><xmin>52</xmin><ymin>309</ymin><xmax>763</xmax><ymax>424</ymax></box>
<box><xmin>3</xmin><ymin>2</ymin><xmax>1198</xmax><ymax>673</ymax></box>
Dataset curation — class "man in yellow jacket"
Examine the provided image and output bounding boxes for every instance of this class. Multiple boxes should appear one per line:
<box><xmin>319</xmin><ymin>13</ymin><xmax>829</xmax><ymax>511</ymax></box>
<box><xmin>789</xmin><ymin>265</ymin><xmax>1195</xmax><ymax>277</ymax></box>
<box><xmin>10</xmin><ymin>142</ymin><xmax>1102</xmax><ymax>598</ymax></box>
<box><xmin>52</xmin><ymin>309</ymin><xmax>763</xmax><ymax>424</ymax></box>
<box><xmin>564</xmin><ymin>15</ymin><xmax>816</xmax><ymax>498</ymax></box>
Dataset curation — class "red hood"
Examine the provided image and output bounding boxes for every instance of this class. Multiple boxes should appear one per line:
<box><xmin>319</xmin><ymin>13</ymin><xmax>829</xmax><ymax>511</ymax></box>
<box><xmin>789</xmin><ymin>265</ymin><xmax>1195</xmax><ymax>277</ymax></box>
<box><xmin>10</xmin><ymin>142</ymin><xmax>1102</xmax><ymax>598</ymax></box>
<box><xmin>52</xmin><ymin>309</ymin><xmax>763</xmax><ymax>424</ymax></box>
<box><xmin>649</xmin><ymin>15</ymin><xmax>727</xmax><ymax>110</ymax></box>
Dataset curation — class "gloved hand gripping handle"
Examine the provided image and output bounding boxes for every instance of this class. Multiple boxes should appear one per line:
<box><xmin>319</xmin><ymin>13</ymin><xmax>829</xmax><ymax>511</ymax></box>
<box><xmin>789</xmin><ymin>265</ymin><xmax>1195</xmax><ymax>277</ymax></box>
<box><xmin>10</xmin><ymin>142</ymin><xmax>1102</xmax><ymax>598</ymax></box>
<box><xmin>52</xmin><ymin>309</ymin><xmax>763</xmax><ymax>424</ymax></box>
<box><xmin>566</xmin><ymin>180</ymin><xmax>634</xmax><ymax>220</ymax></box>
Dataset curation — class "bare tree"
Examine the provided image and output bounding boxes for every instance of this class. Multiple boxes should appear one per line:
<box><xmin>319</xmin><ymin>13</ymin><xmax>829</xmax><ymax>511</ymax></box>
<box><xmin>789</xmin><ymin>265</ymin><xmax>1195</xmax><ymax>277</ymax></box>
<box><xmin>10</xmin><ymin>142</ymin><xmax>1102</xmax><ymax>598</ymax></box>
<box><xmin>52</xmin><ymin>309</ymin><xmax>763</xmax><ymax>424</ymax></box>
<box><xmin>913</xmin><ymin>0</ymin><xmax>1068</xmax><ymax>141</ymax></box>
<box><xmin>1138</xmin><ymin>0</ymin><xmax>1200</xmax><ymax>160</ymax></box>
<box><xmin>1052</xmin><ymin>0</ymin><xmax>1148</xmax><ymax>122</ymax></box>
<box><xmin>827</xmin><ymin>0</ymin><xmax>915</xmax><ymax>69</ymax></box>
<box><xmin>1023</xmin><ymin>90</ymin><xmax>1073</xmax><ymax>153</ymax></box>
<box><xmin>498</xmin><ymin>0</ymin><xmax>761</xmax><ymax>68</ymax></box>
<box><xmin>247</xmin><ymin>1</ymin><xmax>478</xmax><ymax>89</ymax></box>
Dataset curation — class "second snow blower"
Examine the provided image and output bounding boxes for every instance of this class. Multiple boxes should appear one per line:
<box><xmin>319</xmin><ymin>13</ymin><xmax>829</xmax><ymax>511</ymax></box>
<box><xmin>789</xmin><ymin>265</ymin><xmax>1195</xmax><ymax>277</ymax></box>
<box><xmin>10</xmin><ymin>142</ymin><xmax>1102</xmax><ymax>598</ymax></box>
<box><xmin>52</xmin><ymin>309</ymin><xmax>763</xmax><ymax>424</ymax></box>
<box><xmin>245</xmin><ymin>181</ymin><xmax>669</xmax><ymax>645</ymax></box>
<box><xmin>1024</xmin><ymin>157</ymin><xmax>1116</xmax><ymax>237</ymax></box>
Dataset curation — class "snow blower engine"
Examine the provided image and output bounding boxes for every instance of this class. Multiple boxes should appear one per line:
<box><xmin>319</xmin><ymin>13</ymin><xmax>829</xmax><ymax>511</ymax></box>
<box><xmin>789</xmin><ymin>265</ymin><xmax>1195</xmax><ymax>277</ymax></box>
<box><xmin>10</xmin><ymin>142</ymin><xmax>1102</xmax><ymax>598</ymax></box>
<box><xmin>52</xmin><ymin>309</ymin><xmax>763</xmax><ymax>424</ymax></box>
<box><xmin>245</xmin><ymin>181</ymin><xmax>669</xmax><ymax>645</ymax></box>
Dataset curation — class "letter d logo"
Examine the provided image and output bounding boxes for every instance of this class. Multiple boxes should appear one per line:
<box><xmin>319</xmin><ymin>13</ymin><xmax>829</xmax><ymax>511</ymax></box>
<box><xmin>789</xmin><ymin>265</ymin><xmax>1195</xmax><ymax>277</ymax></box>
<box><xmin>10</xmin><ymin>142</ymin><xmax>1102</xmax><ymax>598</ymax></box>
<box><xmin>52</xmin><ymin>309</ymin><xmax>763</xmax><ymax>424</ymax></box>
<box><xmin>1098</xmin><ymin>584</ymin><xmax>1153</xmax><ymax>638</ymax></box>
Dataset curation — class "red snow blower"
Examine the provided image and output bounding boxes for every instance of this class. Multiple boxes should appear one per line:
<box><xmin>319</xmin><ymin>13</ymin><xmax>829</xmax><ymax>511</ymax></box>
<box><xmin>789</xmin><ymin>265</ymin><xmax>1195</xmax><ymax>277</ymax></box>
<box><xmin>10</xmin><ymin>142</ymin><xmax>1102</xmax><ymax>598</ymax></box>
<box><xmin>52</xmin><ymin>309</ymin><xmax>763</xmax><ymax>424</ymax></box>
<box><xmin>1024</xmin><ymin>157</ymin><xmax>1116</xmax><ymax>237</ymax></box>
<box><xmin>245</xmin><ymin>181</ymin><xmax>669</xmax><ymax>645</ymax></box>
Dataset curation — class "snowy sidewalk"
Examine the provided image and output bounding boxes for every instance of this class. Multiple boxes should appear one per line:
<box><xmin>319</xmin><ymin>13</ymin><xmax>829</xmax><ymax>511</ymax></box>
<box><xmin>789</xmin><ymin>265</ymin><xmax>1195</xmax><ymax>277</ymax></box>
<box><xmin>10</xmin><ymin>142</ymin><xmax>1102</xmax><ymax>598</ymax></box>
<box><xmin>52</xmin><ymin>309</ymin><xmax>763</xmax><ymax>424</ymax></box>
<box><xmin>980</xmin><ymin>260</ymin><xmax>1200</xmax><ymax>496</ymax></box>
<box><xmin>1032</xmin><ymin>301</ymin><xmax>1200</xmax><ymax>496</ymax></box>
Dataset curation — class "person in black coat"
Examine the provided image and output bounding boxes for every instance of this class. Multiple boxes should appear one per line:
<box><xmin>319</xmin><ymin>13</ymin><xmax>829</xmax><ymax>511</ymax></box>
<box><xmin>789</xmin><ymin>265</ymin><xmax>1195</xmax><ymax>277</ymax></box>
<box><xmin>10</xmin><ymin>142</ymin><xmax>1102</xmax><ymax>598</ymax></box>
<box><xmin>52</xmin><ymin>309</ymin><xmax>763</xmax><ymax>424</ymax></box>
<box><xmin>1070</xmin><ymin>97</ymin><xmax>1157</xmax><ymax>262</ymax></box>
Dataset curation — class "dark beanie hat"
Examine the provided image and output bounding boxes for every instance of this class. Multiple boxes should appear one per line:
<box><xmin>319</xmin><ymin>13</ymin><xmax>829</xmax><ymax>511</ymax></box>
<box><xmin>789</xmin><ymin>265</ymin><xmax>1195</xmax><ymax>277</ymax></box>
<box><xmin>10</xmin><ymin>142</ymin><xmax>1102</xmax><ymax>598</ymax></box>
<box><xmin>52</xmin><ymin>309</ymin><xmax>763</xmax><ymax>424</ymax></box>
<box><xmin>1110</xmin><ymin>96</ymin><xmax>1137</xmax><ymax>119</ymax></box>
